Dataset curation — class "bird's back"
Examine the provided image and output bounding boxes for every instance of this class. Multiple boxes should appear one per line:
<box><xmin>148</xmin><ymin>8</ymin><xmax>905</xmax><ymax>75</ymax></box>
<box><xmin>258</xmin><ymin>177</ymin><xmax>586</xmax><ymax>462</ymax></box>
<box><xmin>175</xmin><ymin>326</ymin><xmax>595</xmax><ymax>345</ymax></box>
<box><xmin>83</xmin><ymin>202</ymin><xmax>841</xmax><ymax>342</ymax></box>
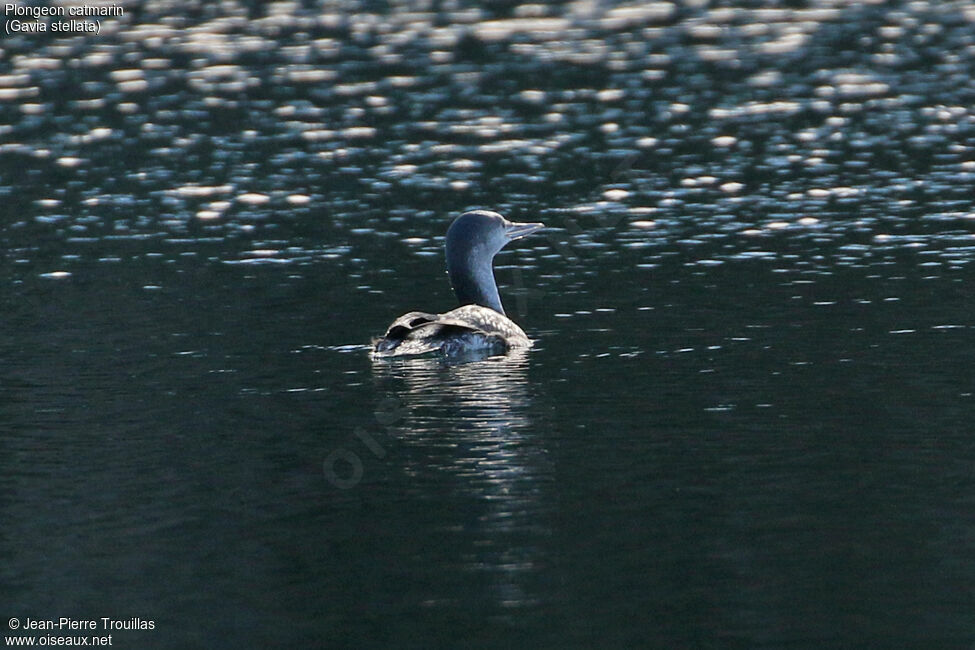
<box><xmin>372</xmin><ymin>305</ymin><xmax>531</xmax><ymax>359</ymax></box>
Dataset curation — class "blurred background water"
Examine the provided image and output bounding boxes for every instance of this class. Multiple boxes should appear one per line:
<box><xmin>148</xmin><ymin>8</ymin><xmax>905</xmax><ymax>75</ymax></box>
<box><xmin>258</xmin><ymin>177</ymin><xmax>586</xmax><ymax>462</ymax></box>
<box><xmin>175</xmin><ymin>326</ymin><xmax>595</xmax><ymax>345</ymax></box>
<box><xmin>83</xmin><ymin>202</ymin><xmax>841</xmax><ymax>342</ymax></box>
<box><xmin>2</xmin><ymin>0</ymin><xmax>974</xmax><ymax>647</ymax></box>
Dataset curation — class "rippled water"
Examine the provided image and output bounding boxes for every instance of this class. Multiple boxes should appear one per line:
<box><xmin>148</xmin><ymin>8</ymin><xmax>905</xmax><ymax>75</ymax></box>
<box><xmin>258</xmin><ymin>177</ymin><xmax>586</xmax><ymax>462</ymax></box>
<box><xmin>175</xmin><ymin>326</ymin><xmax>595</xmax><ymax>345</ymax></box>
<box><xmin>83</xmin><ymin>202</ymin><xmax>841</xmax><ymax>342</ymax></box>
<box><xmin>3</xmin><ymin>1</ymin><xmax>974</xmax><ymax>647</ymax></box>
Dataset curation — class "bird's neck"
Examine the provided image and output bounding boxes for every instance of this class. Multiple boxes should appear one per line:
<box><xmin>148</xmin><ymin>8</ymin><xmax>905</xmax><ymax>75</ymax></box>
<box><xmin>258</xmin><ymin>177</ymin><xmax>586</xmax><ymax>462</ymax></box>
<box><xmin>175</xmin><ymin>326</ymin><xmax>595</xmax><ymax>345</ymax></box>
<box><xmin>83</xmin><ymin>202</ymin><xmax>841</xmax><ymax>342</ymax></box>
<box><xmin>448</xmin><ymin>254</ymin><xmax>505</xmax><ymax>315</ymax></box>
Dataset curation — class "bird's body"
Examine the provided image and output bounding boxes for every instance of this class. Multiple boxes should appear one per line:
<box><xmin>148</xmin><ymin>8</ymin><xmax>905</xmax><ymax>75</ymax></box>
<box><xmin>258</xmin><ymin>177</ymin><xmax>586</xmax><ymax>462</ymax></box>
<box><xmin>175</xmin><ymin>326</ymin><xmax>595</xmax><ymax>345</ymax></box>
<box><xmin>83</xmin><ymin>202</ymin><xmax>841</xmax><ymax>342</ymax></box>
<box><xmin>374</xmin><ymin>304</ymin><xmax>531</xmax><ymax>358</ymax></box>
<box><xmin>373</xmin><ymin>210</ymin><xmax>543</xmax><ymax>359</ymax></box>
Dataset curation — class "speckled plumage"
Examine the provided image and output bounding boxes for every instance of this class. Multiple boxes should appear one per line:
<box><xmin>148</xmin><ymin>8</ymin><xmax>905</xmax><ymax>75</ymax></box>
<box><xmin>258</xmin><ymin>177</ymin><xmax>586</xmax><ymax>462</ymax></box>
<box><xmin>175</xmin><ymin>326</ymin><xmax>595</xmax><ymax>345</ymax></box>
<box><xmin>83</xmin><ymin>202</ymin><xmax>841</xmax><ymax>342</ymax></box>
<box><xmin>373</xmin><ymin>305</ymin><xmax>532</xmax><ymax>358</ymax></box>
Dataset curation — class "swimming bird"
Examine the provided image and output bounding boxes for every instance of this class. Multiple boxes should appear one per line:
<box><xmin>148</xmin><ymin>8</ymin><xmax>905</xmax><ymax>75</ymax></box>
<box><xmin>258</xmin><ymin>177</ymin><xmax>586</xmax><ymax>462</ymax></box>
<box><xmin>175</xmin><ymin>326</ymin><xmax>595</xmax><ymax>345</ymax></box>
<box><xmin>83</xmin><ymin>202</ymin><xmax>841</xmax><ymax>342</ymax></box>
<box><xmin>373</xmin><ymin>210</ymin><xmax>544</xmax><ymax>358</ymax></box>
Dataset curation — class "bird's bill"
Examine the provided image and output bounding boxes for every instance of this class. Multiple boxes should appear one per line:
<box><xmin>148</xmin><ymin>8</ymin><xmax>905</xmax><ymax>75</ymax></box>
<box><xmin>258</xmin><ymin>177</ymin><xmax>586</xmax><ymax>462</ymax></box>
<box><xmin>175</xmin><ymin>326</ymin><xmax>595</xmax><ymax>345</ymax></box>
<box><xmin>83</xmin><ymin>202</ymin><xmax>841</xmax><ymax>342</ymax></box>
<box><xmin>504</xmin><ymin>220</ymin><xmax>545</xmax><ymax>240</ymax></box>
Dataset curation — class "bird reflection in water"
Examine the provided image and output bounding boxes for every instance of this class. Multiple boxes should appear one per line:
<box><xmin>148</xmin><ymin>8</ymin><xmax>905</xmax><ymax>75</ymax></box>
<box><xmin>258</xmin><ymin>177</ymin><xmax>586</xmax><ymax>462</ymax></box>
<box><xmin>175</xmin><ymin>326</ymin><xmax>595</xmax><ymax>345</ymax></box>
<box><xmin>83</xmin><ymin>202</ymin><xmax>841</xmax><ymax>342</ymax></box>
<box><xmin>371</xmin><ymin>351</ymin><xmax>551</xmax><ymax>611</ymax></box>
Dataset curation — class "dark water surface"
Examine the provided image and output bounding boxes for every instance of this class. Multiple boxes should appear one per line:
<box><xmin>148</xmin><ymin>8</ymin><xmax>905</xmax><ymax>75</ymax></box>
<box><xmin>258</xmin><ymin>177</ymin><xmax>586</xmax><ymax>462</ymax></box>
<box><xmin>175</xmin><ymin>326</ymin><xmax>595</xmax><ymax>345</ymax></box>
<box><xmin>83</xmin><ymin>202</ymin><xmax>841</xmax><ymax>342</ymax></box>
<box><xmin>3</xmin><ymin>1</ymin><xmax>974</xmax><ymax>647</ymax></box>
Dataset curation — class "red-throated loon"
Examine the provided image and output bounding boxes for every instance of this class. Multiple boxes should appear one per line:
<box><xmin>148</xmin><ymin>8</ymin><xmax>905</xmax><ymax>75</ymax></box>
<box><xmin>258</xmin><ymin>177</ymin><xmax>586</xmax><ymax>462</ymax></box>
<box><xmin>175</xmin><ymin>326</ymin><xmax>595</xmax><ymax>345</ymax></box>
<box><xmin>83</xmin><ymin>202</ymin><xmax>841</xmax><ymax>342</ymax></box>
<box><xmin>372</xmin><ymin>210</ymin><xmax>544</xmax><ymax>358</ymax></box>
